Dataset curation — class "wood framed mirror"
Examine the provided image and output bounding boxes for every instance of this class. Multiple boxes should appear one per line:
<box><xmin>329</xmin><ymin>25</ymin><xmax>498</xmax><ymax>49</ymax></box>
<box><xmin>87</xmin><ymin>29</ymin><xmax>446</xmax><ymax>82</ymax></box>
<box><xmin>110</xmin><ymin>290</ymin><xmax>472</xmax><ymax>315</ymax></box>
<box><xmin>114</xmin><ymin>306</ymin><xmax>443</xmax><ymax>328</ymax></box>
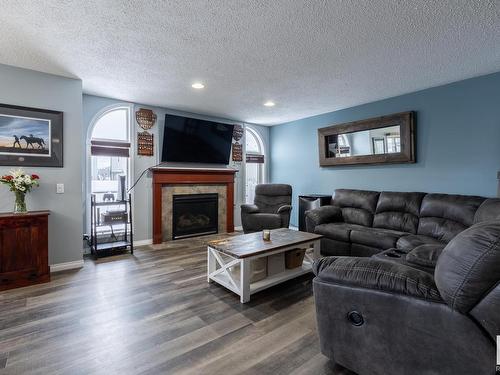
<box><xmin>318</xmin><ymin>111</ymin><xmax>415</xmax><ymax>166</ymax></box>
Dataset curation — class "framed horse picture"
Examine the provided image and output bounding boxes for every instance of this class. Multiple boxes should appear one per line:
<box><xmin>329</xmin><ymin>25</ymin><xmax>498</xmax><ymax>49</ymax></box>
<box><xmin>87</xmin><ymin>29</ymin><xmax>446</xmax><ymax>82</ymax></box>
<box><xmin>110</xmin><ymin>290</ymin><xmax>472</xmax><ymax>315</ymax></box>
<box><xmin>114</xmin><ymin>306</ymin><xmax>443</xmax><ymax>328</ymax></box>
<box><xmin>0</xmin><ymin>103</ymin><xmax>63</xmax><ymax>167</ymax></box>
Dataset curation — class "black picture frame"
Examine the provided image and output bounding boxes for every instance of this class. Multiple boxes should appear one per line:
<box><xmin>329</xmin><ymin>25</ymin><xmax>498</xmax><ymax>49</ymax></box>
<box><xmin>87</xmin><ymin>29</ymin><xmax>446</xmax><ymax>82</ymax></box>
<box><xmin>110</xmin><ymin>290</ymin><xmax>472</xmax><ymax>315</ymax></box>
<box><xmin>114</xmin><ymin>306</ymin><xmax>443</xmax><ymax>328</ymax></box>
<box><xmin>0</xmin><ymin>103</ymin><xmax>63</xmax><ymax>167</ymax></box>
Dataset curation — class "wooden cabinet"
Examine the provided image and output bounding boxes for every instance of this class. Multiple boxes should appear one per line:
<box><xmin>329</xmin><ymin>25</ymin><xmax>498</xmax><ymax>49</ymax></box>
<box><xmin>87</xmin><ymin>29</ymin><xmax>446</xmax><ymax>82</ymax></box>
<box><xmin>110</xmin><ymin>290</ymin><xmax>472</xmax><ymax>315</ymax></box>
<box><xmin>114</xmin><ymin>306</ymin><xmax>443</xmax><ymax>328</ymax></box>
<box><xmin>0</xmin><ymin>210</ymin><xmax>50</xmax><ymax>291</ymax></box>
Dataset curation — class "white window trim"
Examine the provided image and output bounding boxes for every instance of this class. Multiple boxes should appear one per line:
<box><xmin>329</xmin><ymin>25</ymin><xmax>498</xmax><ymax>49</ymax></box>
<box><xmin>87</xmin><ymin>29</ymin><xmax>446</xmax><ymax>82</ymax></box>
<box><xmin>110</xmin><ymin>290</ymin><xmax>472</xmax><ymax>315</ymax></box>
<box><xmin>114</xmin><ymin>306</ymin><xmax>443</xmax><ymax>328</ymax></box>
<box><xmin>244</xmin><ymin>125</ymin><xmax>266</xmax><ymax>204</ymax></box>
<box><xmin>85</xmin><ymin>103</ymin><xmax>134</xmax><ymax>234</ymax></box>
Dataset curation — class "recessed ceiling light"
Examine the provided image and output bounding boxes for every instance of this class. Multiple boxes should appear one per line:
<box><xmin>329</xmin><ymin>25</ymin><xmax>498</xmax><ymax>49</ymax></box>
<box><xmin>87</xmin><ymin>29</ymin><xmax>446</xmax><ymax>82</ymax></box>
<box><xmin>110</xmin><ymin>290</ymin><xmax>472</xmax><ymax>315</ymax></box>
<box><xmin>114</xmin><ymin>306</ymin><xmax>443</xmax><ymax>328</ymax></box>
<box><xmin>264</xmin><ymin>101</ymin><xmax>275</xmax><ymax>107</ymax></box>
<box><xmin>192</xmin><ymin>82</ymin><xmax>205</xmax><ymax>89</ymax></box>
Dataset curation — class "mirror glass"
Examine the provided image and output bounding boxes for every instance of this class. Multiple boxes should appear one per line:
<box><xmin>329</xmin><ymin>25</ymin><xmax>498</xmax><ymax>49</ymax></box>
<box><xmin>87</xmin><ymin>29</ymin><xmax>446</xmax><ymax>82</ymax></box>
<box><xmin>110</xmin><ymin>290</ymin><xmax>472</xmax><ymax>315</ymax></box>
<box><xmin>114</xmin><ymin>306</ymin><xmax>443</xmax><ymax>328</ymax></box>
<box><xmin>326</xmin><ymin>125</ymin><xmax>401</xmax><ymax>158</ymax></box>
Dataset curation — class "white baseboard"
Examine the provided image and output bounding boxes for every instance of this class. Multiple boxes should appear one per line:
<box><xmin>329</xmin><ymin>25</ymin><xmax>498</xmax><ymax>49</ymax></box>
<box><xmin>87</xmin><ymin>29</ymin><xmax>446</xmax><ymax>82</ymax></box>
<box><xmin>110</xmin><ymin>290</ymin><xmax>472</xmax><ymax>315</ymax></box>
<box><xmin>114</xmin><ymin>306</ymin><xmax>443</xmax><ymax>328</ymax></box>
<box><xmin>235</xmin><ymin>226</ymin><xmax>243</xmax><ymax>231</ymax></box>
<box><xmin>50</xmin><ymin>260</ymin><xmax>84</xmax><ymax>273</ymax></box>
<box><xmin>134</xmin><ymin>239</ymin><xmax>153</xmax><ymax>246</ymax></box>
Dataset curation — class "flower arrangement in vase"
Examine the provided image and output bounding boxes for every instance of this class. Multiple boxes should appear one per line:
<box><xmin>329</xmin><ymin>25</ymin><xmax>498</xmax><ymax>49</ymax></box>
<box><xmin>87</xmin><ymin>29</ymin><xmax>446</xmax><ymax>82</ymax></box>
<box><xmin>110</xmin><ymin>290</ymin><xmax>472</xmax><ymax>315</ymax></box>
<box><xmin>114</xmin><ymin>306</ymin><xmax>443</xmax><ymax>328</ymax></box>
<box><xmin>0</xmin><ymin>169</ymin><xmax>40</xmax><ymax>213</ymax></box>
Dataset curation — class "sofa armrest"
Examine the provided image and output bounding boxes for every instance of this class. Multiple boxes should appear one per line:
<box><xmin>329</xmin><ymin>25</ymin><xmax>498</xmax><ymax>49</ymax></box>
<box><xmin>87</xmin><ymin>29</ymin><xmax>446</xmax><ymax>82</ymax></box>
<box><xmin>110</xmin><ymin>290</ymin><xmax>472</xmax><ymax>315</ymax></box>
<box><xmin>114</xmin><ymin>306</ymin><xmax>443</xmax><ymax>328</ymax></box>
<box><xmin>313</xmin><ymin>256</ymin><xmax>442</xmax><ymax>302</ymax></box>
<box><xmin>406</xmin><ymin>244</ymin><xmax>445</xmax><ymax>269</ymax></box>
<box><xmin>305</xmin><ymin>205</ymin><xmax>342</xmax><ymax>232</ymax></box>
<box><xmin>277</xmin><ymin>204</ymin><xmax>292</xmax><ymax>214</ymax></box>
<box><xmin>241</xmin><ymin>204</ymin><xmax>260</xmax><ymax>214</ymax></box>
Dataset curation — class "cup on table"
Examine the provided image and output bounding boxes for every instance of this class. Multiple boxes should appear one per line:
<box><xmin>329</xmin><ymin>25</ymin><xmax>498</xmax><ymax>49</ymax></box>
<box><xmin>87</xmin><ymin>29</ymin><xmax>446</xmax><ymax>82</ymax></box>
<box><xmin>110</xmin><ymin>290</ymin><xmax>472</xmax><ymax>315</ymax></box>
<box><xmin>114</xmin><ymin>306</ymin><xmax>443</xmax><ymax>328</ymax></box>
<box><xmin>262</xmin><ymin>229</ymin><xmax>271</xmax><ymax>241</ymax></box>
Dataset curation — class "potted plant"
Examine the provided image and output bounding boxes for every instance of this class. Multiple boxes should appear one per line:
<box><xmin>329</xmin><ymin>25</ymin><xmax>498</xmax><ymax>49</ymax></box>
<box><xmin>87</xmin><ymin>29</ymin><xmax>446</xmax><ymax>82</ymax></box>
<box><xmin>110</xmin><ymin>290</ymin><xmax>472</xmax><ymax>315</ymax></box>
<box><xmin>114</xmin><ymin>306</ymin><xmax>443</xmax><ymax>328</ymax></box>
<box><xmin>0</xmin><ymin>169</ymin><xmax>40</xmax><ymax>213</ymax></box>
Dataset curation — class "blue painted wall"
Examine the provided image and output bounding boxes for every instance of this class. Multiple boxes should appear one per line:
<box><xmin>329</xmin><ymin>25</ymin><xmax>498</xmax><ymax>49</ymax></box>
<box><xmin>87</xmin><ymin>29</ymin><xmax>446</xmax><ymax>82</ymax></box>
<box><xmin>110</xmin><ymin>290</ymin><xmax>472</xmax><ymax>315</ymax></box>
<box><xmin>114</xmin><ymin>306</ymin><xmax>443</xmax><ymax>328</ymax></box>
<box><xmin>270</xmin><ymin>72</ymin><xmax>500</xmax><ymax>226</ymax></box>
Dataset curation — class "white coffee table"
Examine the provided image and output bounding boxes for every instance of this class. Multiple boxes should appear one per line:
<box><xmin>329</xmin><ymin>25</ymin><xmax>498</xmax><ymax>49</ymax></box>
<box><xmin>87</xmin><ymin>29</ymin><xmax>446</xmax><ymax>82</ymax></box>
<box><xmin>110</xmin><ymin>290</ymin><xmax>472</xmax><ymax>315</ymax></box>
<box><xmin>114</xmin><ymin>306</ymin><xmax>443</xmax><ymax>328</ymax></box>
<box><xmin>207</xmin><ymin>228</ymin><xmax>323</xmax><ymax>303</ymax></box>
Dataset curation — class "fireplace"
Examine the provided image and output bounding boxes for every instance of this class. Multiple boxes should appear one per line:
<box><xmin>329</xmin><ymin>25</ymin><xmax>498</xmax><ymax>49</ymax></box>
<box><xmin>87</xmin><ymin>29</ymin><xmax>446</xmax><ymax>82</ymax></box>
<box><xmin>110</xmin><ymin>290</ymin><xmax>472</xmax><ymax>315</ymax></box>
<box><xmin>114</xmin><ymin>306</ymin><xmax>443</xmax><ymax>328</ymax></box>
<box><xmin>152</xmin><ymin>167</ymin><xmax>236</xmax><ymax>243</ymax></box>
<box><xmin>172</xmin><ymin>193</ymin><xmax>218</xmax><ymax>239</ymax></box>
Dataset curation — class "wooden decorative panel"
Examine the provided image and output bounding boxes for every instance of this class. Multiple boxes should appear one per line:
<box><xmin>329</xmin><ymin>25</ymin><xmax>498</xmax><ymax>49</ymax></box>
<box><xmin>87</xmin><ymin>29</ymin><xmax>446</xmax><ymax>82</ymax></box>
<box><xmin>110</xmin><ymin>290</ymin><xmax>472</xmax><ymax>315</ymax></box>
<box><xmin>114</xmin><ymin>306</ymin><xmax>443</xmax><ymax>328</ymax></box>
<box><xmin>232</xmin><ymin>143</ymin><xmax>243</xmax><ymax>162</ymax></box>
<box><xmin>137</xmin><ymin>131</ymin><xmax>154</xmax><ymax>156</ymax></box>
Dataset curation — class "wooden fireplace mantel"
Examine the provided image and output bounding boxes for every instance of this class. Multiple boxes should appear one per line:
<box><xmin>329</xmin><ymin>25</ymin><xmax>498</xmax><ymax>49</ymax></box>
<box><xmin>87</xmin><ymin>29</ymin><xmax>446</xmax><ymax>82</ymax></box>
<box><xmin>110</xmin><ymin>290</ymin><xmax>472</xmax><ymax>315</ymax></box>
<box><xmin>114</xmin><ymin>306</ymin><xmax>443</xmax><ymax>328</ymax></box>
<box><xmin>151</xmin><ymin>167</ymin><xmax>237</xmax><ymax>244</ymax></box>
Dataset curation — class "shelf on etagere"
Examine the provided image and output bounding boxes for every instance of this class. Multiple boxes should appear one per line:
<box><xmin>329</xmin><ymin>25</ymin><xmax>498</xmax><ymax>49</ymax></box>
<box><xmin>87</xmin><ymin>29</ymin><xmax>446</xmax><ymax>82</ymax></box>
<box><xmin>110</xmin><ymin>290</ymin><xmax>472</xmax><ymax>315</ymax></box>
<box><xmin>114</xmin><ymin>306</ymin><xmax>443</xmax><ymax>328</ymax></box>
<box><xmin>94</xmin><ymin>223</ymin><xmax>129</xmax><ymax>228</ymax></box>
<box><xmin>95</xmin><ymin>241</ymin><xmax>132</xmax><ymax>251</ymax></box>
<box><xmin>93</xmin><ymin>200</ymin><xmax>130</xmax><ymax>207</ymax></box>
<box><xmin>90</xmin><ymin>193</ymin><xmax>133</xmax><ymax>258</ymax></box>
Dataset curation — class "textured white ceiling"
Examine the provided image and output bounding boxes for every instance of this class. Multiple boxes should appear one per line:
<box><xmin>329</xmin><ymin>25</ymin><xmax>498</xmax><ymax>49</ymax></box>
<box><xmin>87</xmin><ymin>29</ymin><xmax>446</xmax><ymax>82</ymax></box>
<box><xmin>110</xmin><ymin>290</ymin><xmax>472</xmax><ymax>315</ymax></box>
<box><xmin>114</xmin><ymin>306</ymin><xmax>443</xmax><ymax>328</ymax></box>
<box><xmin>0</xmin><ymin>0</ymin><xmax>499</xmax><ymax>125</ymax></box>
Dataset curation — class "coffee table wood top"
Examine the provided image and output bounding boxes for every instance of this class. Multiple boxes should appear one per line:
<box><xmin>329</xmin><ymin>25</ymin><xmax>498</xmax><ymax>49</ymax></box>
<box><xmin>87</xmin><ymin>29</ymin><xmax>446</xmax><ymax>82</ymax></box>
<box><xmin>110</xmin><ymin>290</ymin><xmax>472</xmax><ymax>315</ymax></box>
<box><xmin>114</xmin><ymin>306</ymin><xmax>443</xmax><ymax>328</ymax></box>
<box><xmin>207</xmin><ymin>228</ymin><xmax>323</xmax><ymax>259</ymax></box>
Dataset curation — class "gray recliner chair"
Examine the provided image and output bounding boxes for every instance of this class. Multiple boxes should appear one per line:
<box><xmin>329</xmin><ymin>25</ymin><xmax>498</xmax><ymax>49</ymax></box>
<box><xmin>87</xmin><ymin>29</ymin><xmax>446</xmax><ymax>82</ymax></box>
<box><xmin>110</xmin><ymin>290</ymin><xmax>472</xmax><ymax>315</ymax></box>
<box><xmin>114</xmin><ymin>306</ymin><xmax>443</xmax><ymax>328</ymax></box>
<box><xmin>241</xmin><ymin>184</ymin><xmax>292</xmax><ymax>233</ymax></box>
<box><xmin>312</xmin><ymin>220</ymin><xmax>500</xmax><ymax>375</ymax></box>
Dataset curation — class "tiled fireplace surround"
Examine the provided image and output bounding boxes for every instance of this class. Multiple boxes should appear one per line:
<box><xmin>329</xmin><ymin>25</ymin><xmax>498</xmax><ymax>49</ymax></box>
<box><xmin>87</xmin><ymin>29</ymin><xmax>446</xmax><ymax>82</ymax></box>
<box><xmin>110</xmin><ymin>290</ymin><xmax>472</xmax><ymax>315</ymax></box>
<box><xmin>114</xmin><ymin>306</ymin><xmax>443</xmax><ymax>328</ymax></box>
<box><xmin>152</xmin><ymin>167</ymin><xmax>236</xmax><ymax>244</ymax></box>
<box><xmin>162</xmin><ymin>184</ymin><xmax>227</xmax><ymax>241</ymax></box>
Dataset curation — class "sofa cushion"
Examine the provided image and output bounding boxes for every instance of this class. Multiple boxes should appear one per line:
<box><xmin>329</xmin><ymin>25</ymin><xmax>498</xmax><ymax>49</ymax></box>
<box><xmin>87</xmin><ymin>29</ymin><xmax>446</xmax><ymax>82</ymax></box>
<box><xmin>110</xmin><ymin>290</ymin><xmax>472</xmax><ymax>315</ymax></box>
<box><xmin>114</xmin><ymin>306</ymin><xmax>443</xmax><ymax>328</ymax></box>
<box><xmin>406</xmin><ymin>244</ymin><xmax>445</xmax><ymax>269</ymax></box>
<box><xmin>373</xmin><ymin>248</ymin><xmax>408</xmax><ymax>262</ymax></box>
<box><xmin>320</xmin><ymin>238</ymin><xmax>351</xmax><ymax>257</ymax></box>
<box><xmin>333</xmin><ymin>189</ymin><xmax>379</xmax><ymax>227</ymax></box>
<box><xmin>241</xmin><ymin>213</ymin><xmax>281</xmax><ymax>231</ymax></box>
<box><xmin>351</xmin><ymin>243</ymin><xmax>382</xmax><ymax>257</ymax></box>
<box><xmin>305</xmin><ymin>205</ymin><xmax>343</xmax><ymax>232</ymax></box>
<box><xmin>241</xmin><ymin>204</ymin><xmax>259</xmax><ymax>214</ymax></box>
<box><xmin>373</xmin><ymin>191</ymin><xmax>425</xmax><ymax>234</ymax></box>
<box><xmin>435</xmin><ymin>221</ymin><xmax>500</xmax><ymax>313</ymax></box>
<box><xmin>255</xmin><ymin>183</ymin><xmax>291</xmax><ymax>196</ymax></box>
<box><xmin>254</xmin><ymin>184</ymin><xmax>292</xmax><ymax>214</ymax></box>
<box><xmin>313</xmin><ymin>256</ymin><xmax>442</xmax><ymax>301</ymax></box>
<box><xmin>474</xmin><ymin>198</ymin><xmax>500</xmax><ymax>223</ymax></box>
<box><xmin>397</xmin><ymin>234</ymin><xmax>445</xmax><ymax>252</ymax></box>
<box><xmin>350</xmin><ymin>227</ymin><xmax>406</xmax><ymax>250</ymax></box>
<box><xmin>314</xmin><ymin>222</ymin><xmax>364</xmax><ymax>242</ymax></box>
<box><xmin>417</xmin><ymin>193</ymin><xmax>485</xmax><ymax>242</ymax></box>
<box><xmin>469</xmin><ymin>283</ymin><xmax>500</xmax><ymax>341</ymax></box>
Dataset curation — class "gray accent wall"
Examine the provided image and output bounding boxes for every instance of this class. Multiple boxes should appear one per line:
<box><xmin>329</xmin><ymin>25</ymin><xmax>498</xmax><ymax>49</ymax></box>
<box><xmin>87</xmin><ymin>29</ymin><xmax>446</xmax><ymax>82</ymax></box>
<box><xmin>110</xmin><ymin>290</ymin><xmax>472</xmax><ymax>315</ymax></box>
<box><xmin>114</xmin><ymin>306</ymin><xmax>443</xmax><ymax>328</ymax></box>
<box><xmin>0</xmin><ymin>64</ymin><xmax>83</xmax><ymax>265</ymax></box>
<box><xmin>83</xmin><ymin>94</ymin><xmax>270</xmax><ymax>242</ymax></box>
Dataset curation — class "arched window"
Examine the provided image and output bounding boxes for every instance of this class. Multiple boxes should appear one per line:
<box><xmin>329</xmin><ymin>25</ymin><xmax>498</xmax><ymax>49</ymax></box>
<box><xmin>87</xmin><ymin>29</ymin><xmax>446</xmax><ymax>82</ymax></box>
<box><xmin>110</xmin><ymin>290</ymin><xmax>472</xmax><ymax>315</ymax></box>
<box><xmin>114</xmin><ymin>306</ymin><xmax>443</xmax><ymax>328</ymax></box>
<box><xmin>89</xmin><ymin>106</ymin><xmax>131</xmax><ymax>203</ymax></box>
<box><xmin>245</xmin><ymin>127</ymin><xmax>265</xmax><ymax>204</ymax></box>
<box><xmin>91</xmin><ymin>107</ymin><xmax>129</xmax><ymax>141</ymax></box>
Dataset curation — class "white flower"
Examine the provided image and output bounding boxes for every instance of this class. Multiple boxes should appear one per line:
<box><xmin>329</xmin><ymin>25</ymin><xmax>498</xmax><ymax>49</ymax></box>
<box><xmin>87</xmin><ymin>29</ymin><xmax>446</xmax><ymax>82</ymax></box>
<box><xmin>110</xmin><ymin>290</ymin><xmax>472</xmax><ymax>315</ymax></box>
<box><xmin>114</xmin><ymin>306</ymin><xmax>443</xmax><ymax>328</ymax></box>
<box><xmin>10</xmin><ymin>169</ymin><xmax>24</xmax><ymax>178</ymax></box>
<box><xmin>2</xmin><ymin>168</ymin><xmax>39</xmax><ymax>192</ymax></box>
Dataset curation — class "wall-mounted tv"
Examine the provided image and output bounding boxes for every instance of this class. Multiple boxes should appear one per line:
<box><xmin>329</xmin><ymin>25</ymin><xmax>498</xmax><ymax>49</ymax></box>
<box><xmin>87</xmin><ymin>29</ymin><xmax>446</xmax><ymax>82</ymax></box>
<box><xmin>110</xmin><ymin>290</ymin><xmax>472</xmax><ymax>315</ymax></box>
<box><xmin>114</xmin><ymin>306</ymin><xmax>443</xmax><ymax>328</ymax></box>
<box><xmin>161</xmin><ymin>114</ymin><xmax>234</xmax><ymax>164</ymax></box>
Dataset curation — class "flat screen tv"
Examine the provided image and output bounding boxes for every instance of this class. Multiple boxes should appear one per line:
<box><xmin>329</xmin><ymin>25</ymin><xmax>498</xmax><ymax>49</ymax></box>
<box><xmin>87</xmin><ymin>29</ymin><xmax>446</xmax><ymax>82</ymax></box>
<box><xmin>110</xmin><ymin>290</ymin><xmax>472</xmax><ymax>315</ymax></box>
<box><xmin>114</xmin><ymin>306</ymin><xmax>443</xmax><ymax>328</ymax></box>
<box><xmin>161</xmin><ymin>114</ymin><xmax>234</xmax><ymax>164</ymax></box>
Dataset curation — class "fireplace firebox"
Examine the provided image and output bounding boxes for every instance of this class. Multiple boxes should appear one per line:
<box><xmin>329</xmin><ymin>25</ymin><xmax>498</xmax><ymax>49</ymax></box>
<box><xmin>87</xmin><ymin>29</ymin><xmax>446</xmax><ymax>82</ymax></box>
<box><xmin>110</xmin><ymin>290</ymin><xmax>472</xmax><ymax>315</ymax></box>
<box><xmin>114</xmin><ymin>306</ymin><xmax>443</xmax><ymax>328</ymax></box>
<box><xmin>172</xmin><ymin>193</ymin><xmax>218</xmax><ymax>239</ymax></box>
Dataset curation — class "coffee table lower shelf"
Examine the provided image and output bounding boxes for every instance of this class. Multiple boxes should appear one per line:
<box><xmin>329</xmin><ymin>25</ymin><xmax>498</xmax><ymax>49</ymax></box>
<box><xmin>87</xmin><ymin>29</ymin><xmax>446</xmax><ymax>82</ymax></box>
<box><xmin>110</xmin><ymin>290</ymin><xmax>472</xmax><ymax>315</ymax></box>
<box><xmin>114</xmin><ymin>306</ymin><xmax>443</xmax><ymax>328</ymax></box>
<box><xmin>207</xmin><ymin>239</ymin><xmax>320</xmax><ymax>303</ymax></box>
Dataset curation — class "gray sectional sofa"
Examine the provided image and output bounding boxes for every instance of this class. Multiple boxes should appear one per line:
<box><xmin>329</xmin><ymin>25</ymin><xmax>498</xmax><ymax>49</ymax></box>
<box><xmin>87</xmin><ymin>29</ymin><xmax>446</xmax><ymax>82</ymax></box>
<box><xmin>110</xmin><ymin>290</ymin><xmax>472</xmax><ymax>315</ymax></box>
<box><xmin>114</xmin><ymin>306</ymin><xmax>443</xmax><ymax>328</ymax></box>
<box><xmin>305</xmin><ymin>189</ymin><xmax>500</xmax><ymax>257</ymax></box>
<box><xmin>306</xmin><ymin>189</ymin><xmax>500</xmax><ymax>375</ymax></box>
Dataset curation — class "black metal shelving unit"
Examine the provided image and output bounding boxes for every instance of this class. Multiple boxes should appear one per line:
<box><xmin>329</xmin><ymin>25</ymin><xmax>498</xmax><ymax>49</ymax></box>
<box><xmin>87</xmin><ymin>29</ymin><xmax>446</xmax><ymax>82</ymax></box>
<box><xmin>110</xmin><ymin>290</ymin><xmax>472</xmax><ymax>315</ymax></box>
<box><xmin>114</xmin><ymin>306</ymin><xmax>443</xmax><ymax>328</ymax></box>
<box><xmin>90</xmin><ymin>193</ymin><xmax>133</xmax><ymax>258</ymax></box>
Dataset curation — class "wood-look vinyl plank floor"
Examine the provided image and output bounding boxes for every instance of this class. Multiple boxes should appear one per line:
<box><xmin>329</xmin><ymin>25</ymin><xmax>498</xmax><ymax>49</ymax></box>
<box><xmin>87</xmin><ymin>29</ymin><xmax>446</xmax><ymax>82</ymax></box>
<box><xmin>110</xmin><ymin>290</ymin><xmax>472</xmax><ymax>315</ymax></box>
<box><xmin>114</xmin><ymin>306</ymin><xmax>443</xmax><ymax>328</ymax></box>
<box><xmin>0</xmin><ymin>233</ymin><xmax>354</xmax><ymax>375</ymax></box>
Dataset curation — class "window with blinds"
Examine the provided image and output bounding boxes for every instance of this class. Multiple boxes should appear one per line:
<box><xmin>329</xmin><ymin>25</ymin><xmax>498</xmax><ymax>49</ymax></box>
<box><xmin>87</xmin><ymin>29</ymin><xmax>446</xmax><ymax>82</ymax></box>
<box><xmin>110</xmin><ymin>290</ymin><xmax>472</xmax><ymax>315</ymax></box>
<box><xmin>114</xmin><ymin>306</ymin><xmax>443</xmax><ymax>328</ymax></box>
<box><xmin>89</xmin><ymin>107</ymin><xmax>131</xmax><ymax>208</ymax></box>
<box><xmin>245</xmin><ymin>127</ymin><xmax>265</xmax><ymax>203</ymax></box>
<box><xmin>90</xmin><ymin>140</ymin><xmax>130</xmax><ymax>157</ymax></box>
